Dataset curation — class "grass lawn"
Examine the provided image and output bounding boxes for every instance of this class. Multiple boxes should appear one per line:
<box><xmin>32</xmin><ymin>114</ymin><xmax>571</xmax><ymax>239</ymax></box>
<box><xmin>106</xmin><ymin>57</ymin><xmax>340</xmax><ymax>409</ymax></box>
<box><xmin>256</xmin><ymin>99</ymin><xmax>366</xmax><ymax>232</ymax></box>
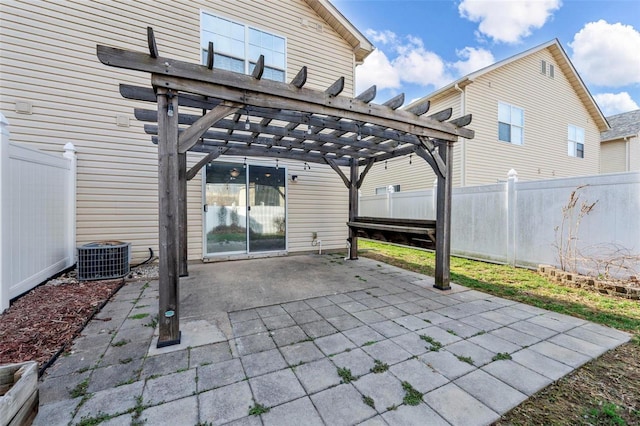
<box><xmin>360</xmin><ymin>240</ymin><xmax>639</xmax><ymax>425</ymax></box>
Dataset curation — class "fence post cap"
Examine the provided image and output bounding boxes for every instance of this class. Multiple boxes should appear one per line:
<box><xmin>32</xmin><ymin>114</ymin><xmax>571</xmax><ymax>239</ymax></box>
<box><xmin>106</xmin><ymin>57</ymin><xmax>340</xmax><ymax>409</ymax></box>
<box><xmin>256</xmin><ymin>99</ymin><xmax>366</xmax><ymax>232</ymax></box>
<box><xmin>63</xmin><ymin>142</ymin><xmax>76</xmax><ymax>152</ymax></box>
<box><xmin>507</xmin><ymin>169</ymin><xmax>518</xmax><ymax>180</ymax></box>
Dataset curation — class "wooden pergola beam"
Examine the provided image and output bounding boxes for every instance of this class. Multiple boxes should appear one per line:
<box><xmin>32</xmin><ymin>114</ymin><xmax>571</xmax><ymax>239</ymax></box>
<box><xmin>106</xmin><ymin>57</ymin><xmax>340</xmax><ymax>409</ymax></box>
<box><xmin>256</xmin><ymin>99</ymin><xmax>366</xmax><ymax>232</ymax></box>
<box><xmin>97</xmin><ymin>46</ymin><xmax>474</xmax><ymax>140</ymax></box>
<box><xmin>177</xmin><ymin>102</ymin><xmax>242</xmax><ymax>153</ymax></box>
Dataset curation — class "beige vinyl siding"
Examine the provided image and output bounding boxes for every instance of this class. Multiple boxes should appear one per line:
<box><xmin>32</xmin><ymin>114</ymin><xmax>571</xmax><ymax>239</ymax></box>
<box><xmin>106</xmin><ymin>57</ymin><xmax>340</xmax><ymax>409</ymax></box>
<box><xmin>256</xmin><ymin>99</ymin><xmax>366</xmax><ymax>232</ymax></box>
<box><xmin>600</xmin><ymin>140</ymin><xmax>628</xmax><ymax>173</ymax></box>
<box><xmin>463</xmin><ymin>48</ymin><xmax>600</xmax><ymax>185</ymax></box>
<box><xmin>360</xmin><ymin>92</ymin><xmax>463</xmax><ymax>195</ymax></box>
<box><xmin>0</xmin><ymin>0</ymin><xmax>356</xmax><ymax>262</ymax></box>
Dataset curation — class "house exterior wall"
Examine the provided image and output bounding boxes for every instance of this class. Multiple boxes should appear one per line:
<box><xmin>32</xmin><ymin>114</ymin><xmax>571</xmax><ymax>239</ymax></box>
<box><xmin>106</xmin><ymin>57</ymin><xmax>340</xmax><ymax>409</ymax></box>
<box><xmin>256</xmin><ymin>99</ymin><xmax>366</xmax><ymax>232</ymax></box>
<box><xmin>463</xmin><ymin>48</ymin><xmax>600</xmax><ymax>185</ymax></box>
<box><xmin>601</xmin><ymin>139</ymin><xmax>628</xmax><ymax>173</ymax></box>
<box><xmin>601</xmin><ymin>136</ymin><xmax>640</xmax><ymax>173</ymax></box>
<box><xmin>0</xmin><ymin>0</ymin><xmax>357</xmax><ymax>262</ymax></box>
<box><xmin>361</xmin><ymin>45</ymin><xmax>602</xmax><ymax>195</ymax></box>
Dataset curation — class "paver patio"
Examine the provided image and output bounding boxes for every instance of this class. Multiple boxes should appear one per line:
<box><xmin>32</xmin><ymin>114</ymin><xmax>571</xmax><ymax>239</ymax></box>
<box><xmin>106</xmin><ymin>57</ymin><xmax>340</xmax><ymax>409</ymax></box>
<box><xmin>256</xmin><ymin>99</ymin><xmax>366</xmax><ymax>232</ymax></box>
<box><xmin>34</xmin><ymin>254</ymin><xmax>630</xmax><ymax>425</ymax></box>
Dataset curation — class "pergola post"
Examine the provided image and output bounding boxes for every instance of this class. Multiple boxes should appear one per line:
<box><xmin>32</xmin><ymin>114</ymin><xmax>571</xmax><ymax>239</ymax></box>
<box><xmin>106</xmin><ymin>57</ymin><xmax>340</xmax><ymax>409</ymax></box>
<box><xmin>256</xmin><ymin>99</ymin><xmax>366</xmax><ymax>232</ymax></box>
<box><xmin>178</xmin><ymin>152</ymin><xmax>188</xmax><ymax>277</ymax></box>
<box><xmin>156</xmin><ymin>88</ymin><xmax>181</xmax><ymax>347</ymax></box>
<box><xmin>348</xmin><ymin>158</ymin><xmax>358</xmax><ymax>260</ymax></box>
<box><xmin>435</xmin><ymin>140</ymin><xmax>453</xmax><ymax>290</ymax></box>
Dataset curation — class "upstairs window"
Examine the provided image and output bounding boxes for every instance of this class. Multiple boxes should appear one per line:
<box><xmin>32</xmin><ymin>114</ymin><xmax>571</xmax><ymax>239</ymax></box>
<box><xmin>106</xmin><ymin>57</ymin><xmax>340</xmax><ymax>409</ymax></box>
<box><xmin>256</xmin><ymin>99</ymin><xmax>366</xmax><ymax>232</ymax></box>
<box><xmin>498</xmin><ymin>102</ymin><xmax>524</xmax><ymax>145</ymax></box>
<box><xmin>568</xmin><ymin>125</ymin><xmax>585</xmax><ymax>158</ymax></box>
<box><xmin>201</xmin><ymin>12</ymin><xmax>286</xmax><ymax>82</ymax></box>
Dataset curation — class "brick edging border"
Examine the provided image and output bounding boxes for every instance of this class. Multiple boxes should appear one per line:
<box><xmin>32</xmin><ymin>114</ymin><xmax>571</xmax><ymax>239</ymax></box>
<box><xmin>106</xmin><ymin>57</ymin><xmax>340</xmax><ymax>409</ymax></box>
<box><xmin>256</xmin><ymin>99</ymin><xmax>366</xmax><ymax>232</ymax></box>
<box><xmin>538</xmin><ymin>265</ymin><xmax>639</xmax><ymax>300</ymax></box>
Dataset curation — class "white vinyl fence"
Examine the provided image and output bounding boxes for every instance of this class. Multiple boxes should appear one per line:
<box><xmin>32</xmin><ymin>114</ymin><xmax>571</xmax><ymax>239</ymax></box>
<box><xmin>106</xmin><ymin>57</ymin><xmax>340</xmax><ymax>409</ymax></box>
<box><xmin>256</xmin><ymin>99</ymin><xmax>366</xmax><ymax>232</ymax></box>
<box><xmin>0</xmin><ymin>113</ymin><xmax>77</xmax><ymax>311</ymax></box>
<box><xmin>360</xmin><ymin>170</ymin><xmax>640</xmax><ymax>275</ymax></box>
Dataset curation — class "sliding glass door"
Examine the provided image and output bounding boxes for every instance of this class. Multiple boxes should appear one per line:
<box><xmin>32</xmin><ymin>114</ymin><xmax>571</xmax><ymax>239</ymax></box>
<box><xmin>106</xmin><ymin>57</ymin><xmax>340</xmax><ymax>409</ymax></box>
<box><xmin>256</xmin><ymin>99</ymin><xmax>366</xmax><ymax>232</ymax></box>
<box><xmin>204</xmin><ymin>162</ymin><xmax>286</xmax><ymax>256</ymax></box>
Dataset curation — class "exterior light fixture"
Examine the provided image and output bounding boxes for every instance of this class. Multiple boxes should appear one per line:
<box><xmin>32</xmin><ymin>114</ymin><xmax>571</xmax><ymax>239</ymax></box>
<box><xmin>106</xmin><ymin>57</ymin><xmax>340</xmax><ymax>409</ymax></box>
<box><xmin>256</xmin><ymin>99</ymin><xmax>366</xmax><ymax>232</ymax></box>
<box><xmin>230</xmin><ymin>168</ymin><xmax>240</xmax><ymax>178</ymax></box>
<box><xmin>244</xmin><ymin>115</ymin><xmax>250</xmax><ymax>130</ymax></box>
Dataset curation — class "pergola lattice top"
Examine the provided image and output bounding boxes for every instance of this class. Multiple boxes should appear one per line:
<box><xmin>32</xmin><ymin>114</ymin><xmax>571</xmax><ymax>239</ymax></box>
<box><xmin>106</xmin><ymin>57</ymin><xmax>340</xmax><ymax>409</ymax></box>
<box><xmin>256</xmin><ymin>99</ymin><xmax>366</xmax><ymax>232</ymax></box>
<box><xmin>99</xmin><ymin>28</ymin><xmax>473</xmax><ymax>179</ymax></box>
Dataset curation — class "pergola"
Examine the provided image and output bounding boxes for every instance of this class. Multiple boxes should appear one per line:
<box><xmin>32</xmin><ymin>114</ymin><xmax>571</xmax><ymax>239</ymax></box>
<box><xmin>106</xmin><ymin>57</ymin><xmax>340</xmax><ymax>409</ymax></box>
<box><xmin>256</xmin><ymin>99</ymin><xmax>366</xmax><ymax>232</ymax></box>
<box><xmin>97</xmin><ymin>28</ymin><xmax>474</xmax><ymax>347</ymax></box>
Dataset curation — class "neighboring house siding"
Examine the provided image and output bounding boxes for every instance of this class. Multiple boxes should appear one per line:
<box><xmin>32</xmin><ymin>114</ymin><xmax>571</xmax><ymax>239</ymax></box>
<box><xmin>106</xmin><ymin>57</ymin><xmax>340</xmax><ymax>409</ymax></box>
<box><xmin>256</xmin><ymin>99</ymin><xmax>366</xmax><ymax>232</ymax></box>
<box><xmin>600</xmin><ymin>140</ymin><xmax>628</xmax><ymax>173</ymax></box>
<box><xmin>0</xmin><ymin>0</ymin><xmax>356</xmax><ymax>261</ymax></box>
<box><xmin>463</xmin><ymin>49</ymin><xmax>600</xmax><ymax>185</ymax></box>
<box><xmin>363</xmin><ymin>44</ymin><xmax>602</xmax><ymax>195</ymax></box>
<box><xmin>360</xmin><ymin>94</ymin><xmax>462</xmax><ymax>195</ymax></box>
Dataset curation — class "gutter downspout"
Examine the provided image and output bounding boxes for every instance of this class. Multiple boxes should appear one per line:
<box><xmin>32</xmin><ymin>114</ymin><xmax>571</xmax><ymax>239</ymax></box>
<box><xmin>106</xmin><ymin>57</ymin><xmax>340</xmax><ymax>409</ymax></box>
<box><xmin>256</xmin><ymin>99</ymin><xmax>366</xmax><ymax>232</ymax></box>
<box><xmin>454</xmin><ymin>83</ymin><xmax>466</xmax><ymax>186</ymax></box>
<box><xmin>625</xmin><ymin>136</ymin><xmax>630</xmax><ymax>172</ymax></box>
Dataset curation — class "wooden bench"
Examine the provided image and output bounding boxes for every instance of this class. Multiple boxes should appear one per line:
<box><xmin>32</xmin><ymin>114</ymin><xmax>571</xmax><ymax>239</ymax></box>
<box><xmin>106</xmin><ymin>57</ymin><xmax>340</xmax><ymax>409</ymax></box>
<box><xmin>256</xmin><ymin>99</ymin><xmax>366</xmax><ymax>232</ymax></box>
<box><xmin>347</xmin><ymin>216</ymin><xmax>437</xmax><ymax>249</ymax></box>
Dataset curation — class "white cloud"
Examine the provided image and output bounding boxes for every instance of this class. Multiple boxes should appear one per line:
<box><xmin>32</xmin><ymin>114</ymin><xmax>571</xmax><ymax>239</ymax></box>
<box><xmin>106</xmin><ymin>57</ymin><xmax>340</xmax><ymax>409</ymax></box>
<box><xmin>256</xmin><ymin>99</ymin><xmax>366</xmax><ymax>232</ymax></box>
<box><xmin>355</xmin><ymin>48</ymin><xmax>400</xmax><ymax>93</ymax></box>
<box><xmin>357</xmin><ymin>30</ymin><xmax>496</xmax><ymax>95</ymax></box>
<box><xmin>364</xmin><ymin>29</ymin><xmax>398</xmax><ymax>45</ymax></box>
<box><xmin>594</xmin><ymin>92</ymin><xmax>639</xmax><ymax>116</ymax></box>
<box><xmin>570</xmin><ymin>20</ymin><xmax>640</xmax><ymax>87</ymax></box>
<box><xmin>452</xmin><ymin>47</ymin><xmax>495</xmax><ymax>76</ymax></box>
<box><xmin>459</xmin><ymin>0</ymin><xmax>561</xmax><ymax>43</ymax></box>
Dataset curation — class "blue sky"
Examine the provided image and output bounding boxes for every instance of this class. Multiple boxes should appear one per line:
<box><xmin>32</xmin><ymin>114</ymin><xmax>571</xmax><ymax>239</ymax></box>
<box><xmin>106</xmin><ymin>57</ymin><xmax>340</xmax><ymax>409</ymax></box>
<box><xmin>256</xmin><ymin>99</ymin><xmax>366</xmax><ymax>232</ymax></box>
<box><xmin>333</xmin><ymin>0</ymin><xmax>640</xmax><ymax>116</ymax></box>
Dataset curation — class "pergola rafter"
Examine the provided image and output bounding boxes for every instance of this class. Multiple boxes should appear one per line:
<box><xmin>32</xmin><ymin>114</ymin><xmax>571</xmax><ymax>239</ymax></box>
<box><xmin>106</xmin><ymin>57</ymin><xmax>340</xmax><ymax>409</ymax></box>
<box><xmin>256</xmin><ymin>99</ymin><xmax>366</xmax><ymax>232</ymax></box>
<box><xmin>97</xmin><ymin>27</ymin><xmax>474</xmax><ymax>347</ymax></box>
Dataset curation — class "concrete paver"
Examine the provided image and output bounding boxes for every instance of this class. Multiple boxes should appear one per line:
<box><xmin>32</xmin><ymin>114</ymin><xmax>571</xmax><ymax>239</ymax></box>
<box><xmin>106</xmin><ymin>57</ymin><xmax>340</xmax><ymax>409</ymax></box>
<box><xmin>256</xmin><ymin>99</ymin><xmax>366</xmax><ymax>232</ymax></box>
<box><xmin>33</xmin><ymin>255</ymin><xmax>631</xmax><ymax>426</ymax></box>
<box><xmin>423</xmin><ymin>383</ymin><xmax>500</xmax><ymax>426</ymax></box>
<box><xmin>311</xmin><ymin>383</ymin><xmax>377</xmax><ymax>426</ymax></box>
<box><xmin>261</xmin><ymin>397</ymin><xmax>324</xmax><ymax>426</ymax></box>
<box><xmin>249</xmin><ymin>368</ymin><xmax>306</xmax><ymax>407</ymax></box>
<box><xmin>198</xmin><ymin>381</ymin><xmax>254</xmax><ymax>425</ymax></box>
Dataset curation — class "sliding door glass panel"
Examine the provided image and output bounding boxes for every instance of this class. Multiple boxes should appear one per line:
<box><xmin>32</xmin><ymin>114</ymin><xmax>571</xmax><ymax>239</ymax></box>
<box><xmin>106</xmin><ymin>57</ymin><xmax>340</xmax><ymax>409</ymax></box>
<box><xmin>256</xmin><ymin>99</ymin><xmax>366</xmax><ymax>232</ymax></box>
<box><xmin>248</xmin><ymin>165</ymin><xmax>286</xmax><ymax>252</ymax></box>
<box><xmin>205</xmin><ymin>163</ymin><xmax>247</xmax><ymax>254</ymax></box>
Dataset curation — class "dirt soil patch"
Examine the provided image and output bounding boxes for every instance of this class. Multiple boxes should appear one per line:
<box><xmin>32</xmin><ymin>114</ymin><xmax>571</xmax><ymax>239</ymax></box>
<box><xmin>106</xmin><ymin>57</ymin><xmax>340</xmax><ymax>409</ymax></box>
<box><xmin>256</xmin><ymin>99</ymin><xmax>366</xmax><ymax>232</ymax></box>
<box><xmin>0</xmin><ymin>279</ymin><xmax>122</xmax><ymax>370</ymax></box>
<box><xmin>495</xmin><ymin>339</ymin><xmax>640</xmax><ymax>425</ymax></box>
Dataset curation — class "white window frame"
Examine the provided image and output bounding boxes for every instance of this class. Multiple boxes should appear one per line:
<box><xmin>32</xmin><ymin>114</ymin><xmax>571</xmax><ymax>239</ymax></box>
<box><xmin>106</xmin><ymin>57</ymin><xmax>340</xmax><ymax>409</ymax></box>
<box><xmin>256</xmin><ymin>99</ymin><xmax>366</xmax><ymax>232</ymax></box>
<box><xmin>568</xmin><ymin>125</ymin><xmax>585</xmax><ymax>158</ymax></box>
<box><xmin>375</xmin><ymin>185</ymin><xmax>400</xmax><ymax>195</ymax></box>
<box><xmin>498</xmin><ymin>102</ymin><xmax>524</xmax><ymax>145</ymax></box>
<box><xmin>200</xmin><ymin>11</ymin><xmax>287</xmax><ymax>82</ymax></box>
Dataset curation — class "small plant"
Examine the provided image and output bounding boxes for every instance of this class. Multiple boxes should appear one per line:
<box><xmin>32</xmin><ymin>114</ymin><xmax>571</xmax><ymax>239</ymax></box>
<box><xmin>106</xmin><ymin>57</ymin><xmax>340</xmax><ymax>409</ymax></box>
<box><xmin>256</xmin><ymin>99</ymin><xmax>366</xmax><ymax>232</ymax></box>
<box><xmin>447</xmin><ymin>329</ymin><xmax>458</xmax><ymax>336</ymax></box>
<box><xmin>457</xmin><ymin>355</ymin><xmax>474</xmax><ymax>365</ymax></box>
<box><xmin>492</xmin><ymin>352</ymin><xmax>512</xmax><ymax>361</ymax></box>
<box><xmin>130</xmin><ymin>395</ymin><xmax>145</xmax><ymax>425</ymax></box>
<box><xmin>145</xmin><ymin>315</ymin><xmax>159</xmax><ymax>329</ymax></box>
<box><xmin>116</xmin><ymin>378</ymin><xmax>136</xmax><ymax>387</ymax></box>
<box><xmin>370</xmin><ymin>359</ymin><xmax>389</xmax><ymax>373</ymax></box>
<box><xmin>387</xmin><ymin>404</ymin><xmax>399</xmax><ymax>411</ymax></box>
<box><xmin>248</xmin><ymin>403</ymin><xmax>270</xmax><ymax>416</ymax></box>
<box><xmin>70</xmin><ymin>378</ymin><xmax>89</xmax><ymax>398</ymax></box>
<box><xmin>119</xmin><ymin>357</ymin><xmax>133</xmax><ymax>364</ymax></box>
<box><xmin>129</xmin><ymin>313</ymin><xmax>149</xmax><ymax>320</ymax></box>
<box><xmin>355</xmin><ymin>275</ymin><xmax>367</xmax><ymax>282</ymax></box>
<box><xmin>586</xmin><ymin>402</ymin><xmax>626</xmax><ymax>425</ymax></box>
<box><xmin>423</xmin><ymin>319</ymin><xmax>432</xmax><ymax>323</ymax></box>
<box><xmin>337</xmin><ymin>367</ymin><xmax>356</xmax><ymax>383</ymax></box>
<box><xmin>362</xmin><ymin>341</ymin><xmax>376</xmax><ymax>346</ymax></box>
<box><xmin>112</xmin><ymin>339</ymin><xmax>130</xmax><ymax>347</ymax></box>
<box><xmin>472</xmin><ymin>330</ymin><xmax>486</xmax><ymax>337</ymax></box>
<box><xmin>75</xmin><ymin>412</ymin><xmax>112</xmax><ymax>426</ymax></box>
<box><xmin>402</xmin><ymin>381</ymin><xmax>423</xmax><ymax>406</ymax></box>
<box><xmin>419</xmin><ymin>335</ymin><xmax>442</xmax><ymax>351</ymax></box>
<box><xmin>362</xmin><ymin>395</ymin><xmax>375</xmax><ymax>409</ymax></box>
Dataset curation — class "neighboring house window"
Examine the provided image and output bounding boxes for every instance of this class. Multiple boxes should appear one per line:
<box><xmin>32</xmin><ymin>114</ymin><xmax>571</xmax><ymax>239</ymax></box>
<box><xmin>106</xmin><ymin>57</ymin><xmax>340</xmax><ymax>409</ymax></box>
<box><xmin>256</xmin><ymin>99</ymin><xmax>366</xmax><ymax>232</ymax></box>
<box><xmin>498</xmin><ymin>102</ymin><xmax>524</xmax><ymax>145</ymax></box>
<box><xmin>568</xmin><ymin>125</ymin><xmax>585</xmax><ymax>158</ymax></box>
<box><xmin>375</xmin><ymin>185</ymin><xmax>400</xmax><ymax>195</ymax></box>
<box><xmin>201</xmin><ymin>12</ymin><xmax>286</xmax><ymax>82</ymax></box>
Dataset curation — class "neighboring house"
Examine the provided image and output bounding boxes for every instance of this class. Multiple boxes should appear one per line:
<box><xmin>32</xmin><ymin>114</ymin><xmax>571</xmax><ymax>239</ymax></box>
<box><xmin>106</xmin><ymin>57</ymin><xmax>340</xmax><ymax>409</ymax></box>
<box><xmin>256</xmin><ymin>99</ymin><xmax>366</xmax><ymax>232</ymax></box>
<box><xmin>600</xmin><ymin>109</ymin><xmax>640</xmax><ymax>173</ymax></box>
<box><xmin>0</xmin><ymin>0</ymin><xmax>373</xmax><ymax>262</ymax></box>
<box><xmin>361</xmin><ymin>39</ymin><xmax>609</xmax><ymax>194</ymax></box>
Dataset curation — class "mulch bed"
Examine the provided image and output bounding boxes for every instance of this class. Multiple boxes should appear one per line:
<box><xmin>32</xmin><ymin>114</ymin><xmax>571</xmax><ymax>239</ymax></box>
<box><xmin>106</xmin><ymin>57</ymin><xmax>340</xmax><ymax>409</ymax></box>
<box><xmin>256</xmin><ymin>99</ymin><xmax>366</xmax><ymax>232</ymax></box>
<box><xmin>0</xmin><ymin>279</ymin><xmax>122</xmax><ymax>371</ymax></box>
